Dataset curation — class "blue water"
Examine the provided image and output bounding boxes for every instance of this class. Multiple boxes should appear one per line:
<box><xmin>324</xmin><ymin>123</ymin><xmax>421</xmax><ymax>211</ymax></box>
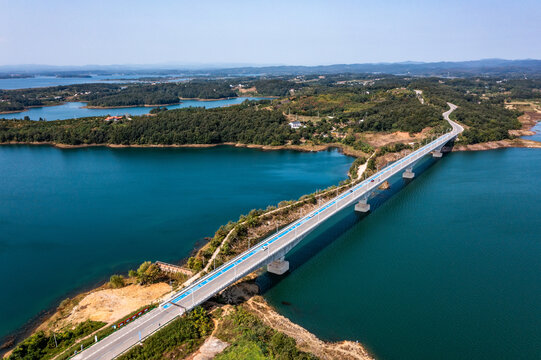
<box><xmin>262</xmin><ymin>148</ymin><xmax>541</xmax><ymax>360</ymax></box>
<box><xmin>0</xmin><ymin>74</ymin><xmax>182</xmax><ymax>90</ymax></box>
<box><xmin>0</xmin><ymin>145</ymin><xmax>353</xmax><ymax>342</ymax></box>
<box><xmin>0</xmin><ymin>98</ymin><xmax>265</xmax><ymax>121</ymax></box>
<box><xmin>522</xmin><ymin>121</ymin><xmax>541</xmax><ymax>142</ymax></box>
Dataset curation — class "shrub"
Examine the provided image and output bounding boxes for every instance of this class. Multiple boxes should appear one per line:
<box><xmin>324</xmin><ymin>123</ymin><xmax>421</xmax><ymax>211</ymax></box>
<box><xmin>135</xmin><ymin>261</ymin><xmax>163</xmax><ymax>285</ymax></box>
<box><xmin>187</xmin><ymin>257</ymin><xmax>204</xmax><ymax>272</ymax></box>
<box><xmin>109</xmin><ymin>274</ymin><xmax>125</xmax><ymax>289</ymax></box>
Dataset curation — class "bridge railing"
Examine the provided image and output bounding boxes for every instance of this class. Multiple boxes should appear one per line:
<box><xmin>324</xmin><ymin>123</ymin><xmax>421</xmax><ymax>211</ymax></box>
<box><xmin>162</xmin><ymin>122</ymin><xmax>461</xmax><ymax>309</ymax></box>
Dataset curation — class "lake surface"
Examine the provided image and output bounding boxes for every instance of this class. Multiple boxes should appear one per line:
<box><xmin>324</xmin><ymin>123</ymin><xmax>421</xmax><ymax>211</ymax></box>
<box><xmin>0</xmin><ymin>145</ymin><xmax>353</xmax><ymax>342</ymax></box>
<box><xmin>0</xmin><ymin>98</ymin><xmax>266</xmax><ymax>121</ymax></box>
<box><xmin>0</xmin><ymin>74</ymin><xmax>183</xmax><ymax>90</ymax></box>
<box><xmin>262</xmin><ymin>148</ymin><xmax>541</xmax><ymax>360</ymax></box>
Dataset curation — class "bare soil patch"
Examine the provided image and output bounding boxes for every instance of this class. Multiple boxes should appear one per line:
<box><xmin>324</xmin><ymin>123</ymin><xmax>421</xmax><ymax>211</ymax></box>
<box><xmin>454</xmin><ymin>139</ymin><xmax>541</xmax><ymax>152</ymax></box>
<box><xmin>363</xmin><ymin>129</ymin><xmax>431</xmax><ymax>148</ymax></box>
<box><xmin>185</xmin><ymin>336</ymin><xmax>229</xmax><ymax>360</ymax></box>
<box><xmin>504</xmin><ymin>100</ymin><xmax>541</xmax><ymax>112</ymax></box>
<box><xmin>375</xmin><ymin>149</ymin><xmax>412</xmax><ymax>169</ymax></box>
<box><xmin>238</xmin><ymin>86</ymin><xmax>257</xmax><ymax>94</ymax></box>
<box><xmin>38</xmin><ymin>283</ymin><xmax>171</xmax><ymax>332</ymax></box>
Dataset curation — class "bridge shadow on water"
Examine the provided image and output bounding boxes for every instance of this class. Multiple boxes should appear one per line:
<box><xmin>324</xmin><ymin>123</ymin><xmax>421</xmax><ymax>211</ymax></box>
<box><xmin>257</xmin><ymin>154</ymin><xmax>440</xmax><ymax>294</ymax></box>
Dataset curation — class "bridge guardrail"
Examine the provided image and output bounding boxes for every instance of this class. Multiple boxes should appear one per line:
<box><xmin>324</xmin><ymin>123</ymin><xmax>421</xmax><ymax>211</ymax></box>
<box><xmin>163</xmin><ymin>119</ymin><xmax>461</xmax><ymax>311</ymax></box>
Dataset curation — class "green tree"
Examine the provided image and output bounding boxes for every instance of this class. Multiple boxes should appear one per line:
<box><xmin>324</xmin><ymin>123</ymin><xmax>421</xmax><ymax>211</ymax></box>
<box><xmin>109</xmin><ymin>274</ymin><xmax>125</xmax><ymax>288</ymax></box>
<box><xmin>269</xmin><ymin>332</ymin><xmax>300</xmax><ymax>359</ymax></box>
<box><xmin>187</xmin><ymin>307</ymin><xmax>213</xmax><ymax>336</ymax></box>
<box><xmin>136</xmin><ymin>261</ymin><xmax>162</xmax><ymax>285</ymax></box>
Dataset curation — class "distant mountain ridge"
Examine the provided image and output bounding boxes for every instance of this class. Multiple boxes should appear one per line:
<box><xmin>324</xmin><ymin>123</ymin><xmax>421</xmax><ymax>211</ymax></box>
<box><xmin>1</xmin><ymin>59</ymin><xmax>540</xmax><ymax>77</ymax></box>
<box><xmin>212</xmin><ymin>59</ymin><xmax>541</xmax><ymax>77</ymax></box>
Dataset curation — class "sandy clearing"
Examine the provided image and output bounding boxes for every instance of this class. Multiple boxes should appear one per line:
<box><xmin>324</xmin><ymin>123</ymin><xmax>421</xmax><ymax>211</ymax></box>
<box><xmin>53</xmin><ymin>283</ymin><xmax>171</xmax><ymax>329</ymax></box>
<box><xmin>362</xmin><ymin>129</ymin><xmax>431</xmax><ymax>148</ymax></box>
<box><xmin>186</xmin><ymin>336</ymin><xmax>229</xmax><ymax>360</ymax></box>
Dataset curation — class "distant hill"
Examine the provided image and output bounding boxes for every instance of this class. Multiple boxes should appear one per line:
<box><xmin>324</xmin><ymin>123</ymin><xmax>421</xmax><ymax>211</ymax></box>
<box><xmin>1</xmin><ymin>59</ymin><xmax>540</xmax><ymax>78</ymax></box>
<box><xmin>209</xmin><ymin>59</ymin><xmax>541</xmax><ymax>77</ymax></box>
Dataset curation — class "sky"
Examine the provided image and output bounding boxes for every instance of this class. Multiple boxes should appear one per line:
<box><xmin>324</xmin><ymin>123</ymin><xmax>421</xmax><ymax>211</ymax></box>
<box><xmin>1</xmin><ymin>0</ymin><xmax>540</xmax><ymax>67</ymax></box>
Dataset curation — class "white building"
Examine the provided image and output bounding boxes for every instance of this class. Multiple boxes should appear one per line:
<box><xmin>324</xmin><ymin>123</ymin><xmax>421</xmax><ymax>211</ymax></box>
<box><xmin>289</xmin><ymin>121</ymin><xmax>302</xmax><ymax>129</ymax></box>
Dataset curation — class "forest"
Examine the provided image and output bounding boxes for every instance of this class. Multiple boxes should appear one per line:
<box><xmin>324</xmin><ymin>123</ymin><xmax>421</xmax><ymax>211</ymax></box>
<box><xmin>0</xmin><ymin>104</ymin><xmax>293</xmax><ymax>146</ymax></box>
<box><xmin>80</xmin><ymin>81</ymin><xmax>238</xmax><ymax>106</ymax></box>
<box><xmin>0</xmin><ymin>81</ymin><xmax>239</xmax><ymax>111</ymax></box>
<box><xmin>0</xmin><ymin>78</ymin><xmax>304</xmax><ymax>112</ymax></box>
<box><xmin>410</xmin><ymin>78</ymin><xmax>524</xmax><ymax>143</ymax></box>
<box><xmin>0</xmin><ymin>75</ymin><xmax>536</xmax><ymax>146</ymax></box>
<box><xmin>275</xmin><ymin>86</ymin><xmax>444</xmax><ymax>133</ymax></box>
<box><xmin>0</xmin><ymin>87</ymin><xmax>453</xmax><ymax>147</ymax></box>
<box><xmin>251</xmin><ymin>79</ymin><xmax>303</xmax><ymax>96</ymax></box>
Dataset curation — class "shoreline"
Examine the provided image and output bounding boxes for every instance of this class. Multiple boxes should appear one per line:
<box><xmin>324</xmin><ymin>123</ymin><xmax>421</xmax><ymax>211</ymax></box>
<box><xmin>245</xmin><ymin>295</ymin><xmax>374</xmax><ymax>360</ymax></box>
<box><xmin>83</xmin><ymin>95</ymin><xmax>271</xmax><ymax>108</ymax></box>
<box><xmin>178</xmin><ymin>96</ymin><xmax>235</xmax><ymax>102</ymax></box>
<box><xmin>82</xmin><ymin>103</ymin><xmax>181</xmax><ymax>109</ymax></box>
<box><xmin>0</xmin><ymin>96</ymin><xmax>268</xmax><ymax>114</ymax></box>
<box><xmin>0</xmin><ymin>110</ymin><xmax>25</xmax><ymax>115</ymax></box>
<box><xmin>0</xmin><ymin>103</ymin><xmax>66</xmax><ymax>115</ymax></box>
<box><xmin>452</xmin><ymin>116</ymin><xmax>540</xmax><ymax>151</ymax></box>
<box><xmin>2</xmin><ymin>137</ymin><xmax>541</xmax><ymax>156</ymax></box>
<box><xmin>0</xmin><ymin>141</ymin><xmax>366</xmax><ymax>158</ymax></box>
<box><xmin>452</xmin><ymin>138</ymin><xmax>541</xmax><ymax>151</ymax></box>
<box><xmin>0</xmin><ymin>276</ymin><xmax>115</xmax><ymax>356</ymax></box>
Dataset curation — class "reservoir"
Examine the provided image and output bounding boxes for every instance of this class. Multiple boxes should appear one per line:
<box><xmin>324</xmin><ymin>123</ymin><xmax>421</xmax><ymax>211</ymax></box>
<box><xmin>0</xmin><ymin>74</ymin><xmax>182</xmax><ymax>90</ymax></box>
<box><xmin>262</xmin><ymin>148</ymin><xmax>541</xmax><ymax>359</ymax></box>
<box><xmin>0</xmin><ymin>145</ymin><xmax>353</xmax><ymax>342</ymax></box>
<box><xmin>0</xmin><ymin>98</ymin><xmax>265</xmax><ymax>121</ymax></box>
<box><xmin>2</xmin><ymin>145</ymin><xmax>540</xmax><ymax>359</ymax></box>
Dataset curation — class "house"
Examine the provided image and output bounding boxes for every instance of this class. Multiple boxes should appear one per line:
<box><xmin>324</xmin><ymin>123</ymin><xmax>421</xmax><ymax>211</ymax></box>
<box><xmin>289</xmin><ymin>121</ymin><xmax>302</xmax><ymax>129</ymax></box>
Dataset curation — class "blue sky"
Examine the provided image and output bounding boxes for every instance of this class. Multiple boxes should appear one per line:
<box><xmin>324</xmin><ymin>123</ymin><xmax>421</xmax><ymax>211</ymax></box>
<box><xmin>1</xmin><ymin>0</ymin><xmax>540</xmax><ymax>66</ymax></box>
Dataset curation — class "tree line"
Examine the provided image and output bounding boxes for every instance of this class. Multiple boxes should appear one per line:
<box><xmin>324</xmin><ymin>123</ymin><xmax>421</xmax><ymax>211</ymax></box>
<box><xmin>0</xmin><ymin>105</ymin><xmax>294</xmax><ymax>146</ymax></box>
<box><xmin>80</xmin><ymin>81</ymin><xmax>238</xmax><ymax>107</ymax></box>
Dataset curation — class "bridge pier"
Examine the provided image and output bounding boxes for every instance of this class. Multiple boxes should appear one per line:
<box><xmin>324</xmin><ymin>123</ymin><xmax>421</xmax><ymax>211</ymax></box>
<box><xmin>432</xmin><ymin>149</ymin><xmax>443</xmax><ymax>158</ymax></box>
<box><xmin>267</xmin><ymin>257</ymin><xmax>289</xmax><ymax>275</ymax></box>
<box><xmin>441</xmin><ymin>145</ymin><xmax>453</xmax><ymax>153</ymax></box>
<box><xmin>354</xmin><ymin>198</ymin><xmax>370</xmax><ymax>213</ymax></box>
<box><xmin>403</xmin><ymin>167</ymin><xmax>415</xmax><ymax>179</ymax></box>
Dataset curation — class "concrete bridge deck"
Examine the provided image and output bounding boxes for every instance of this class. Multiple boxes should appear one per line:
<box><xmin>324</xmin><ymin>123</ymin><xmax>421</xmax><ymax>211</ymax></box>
<box><xmin>75</xmin><ymin>103</ymin><xmax>462</xmax><ymax>360</ymax></box>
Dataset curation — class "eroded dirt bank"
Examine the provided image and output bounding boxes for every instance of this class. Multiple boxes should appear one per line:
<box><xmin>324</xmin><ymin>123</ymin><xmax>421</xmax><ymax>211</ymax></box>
<box><xmin>453</xmin><ymin>138</ymin><xmax>541</xmax><ymax>151</ymax></box>
<box><xmin>245</xmin><ymin>296</ymin><xmax>374</xmax><ymax>360</ymax></box>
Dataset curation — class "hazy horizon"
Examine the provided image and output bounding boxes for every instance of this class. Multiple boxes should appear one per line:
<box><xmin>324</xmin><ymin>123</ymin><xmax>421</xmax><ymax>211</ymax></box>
<box><xmin>2</xmin><ymin>58</ymin><xmax>541</xmax><ymax>71</ymax></box>
<box><xmin>2</xmin><ymin>0</ymin><xmax>541</xmax><ymax>67</ymax></box>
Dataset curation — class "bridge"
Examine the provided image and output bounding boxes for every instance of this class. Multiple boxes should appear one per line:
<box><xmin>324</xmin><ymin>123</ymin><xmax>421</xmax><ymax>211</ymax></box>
<box><xmin>75</xmin><ymin>103</ymin><xmax>462</xmax><ymax>359</ymax></box>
